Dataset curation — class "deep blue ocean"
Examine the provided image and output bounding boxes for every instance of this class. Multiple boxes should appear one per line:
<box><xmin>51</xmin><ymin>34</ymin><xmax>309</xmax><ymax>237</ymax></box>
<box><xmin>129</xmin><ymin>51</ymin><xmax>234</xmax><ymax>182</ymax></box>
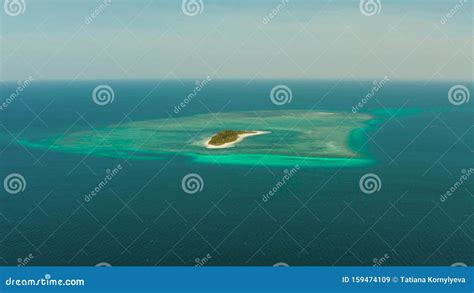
<box><xmin>0</xmin><ymin>80</ymin><xmax>472</xmax><ymax>266</ymax></box>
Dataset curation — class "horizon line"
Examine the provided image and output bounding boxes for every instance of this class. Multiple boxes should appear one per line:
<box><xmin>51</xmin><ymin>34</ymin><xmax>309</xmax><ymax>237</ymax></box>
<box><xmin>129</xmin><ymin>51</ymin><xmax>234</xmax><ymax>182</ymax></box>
<box><xmin>1</xmin><ymin>77</ymin><xmax>472</xmax><ymax>84</ymax></box>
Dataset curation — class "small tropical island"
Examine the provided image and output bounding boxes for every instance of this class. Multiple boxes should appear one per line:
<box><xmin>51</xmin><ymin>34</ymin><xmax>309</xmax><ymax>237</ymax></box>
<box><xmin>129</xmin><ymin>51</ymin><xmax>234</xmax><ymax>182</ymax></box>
<box><xmin>205</xmin><ymin>130</ymin><xmax>270</xmax><ymax>149</ymax></box>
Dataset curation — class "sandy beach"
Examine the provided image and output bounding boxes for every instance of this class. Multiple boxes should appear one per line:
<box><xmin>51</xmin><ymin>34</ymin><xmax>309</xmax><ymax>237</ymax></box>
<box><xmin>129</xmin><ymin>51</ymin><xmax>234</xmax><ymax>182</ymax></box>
<box><xmin>204</xmin><ymin>131</ymin><xmax>271</xmax><ymax>149</ymax></box>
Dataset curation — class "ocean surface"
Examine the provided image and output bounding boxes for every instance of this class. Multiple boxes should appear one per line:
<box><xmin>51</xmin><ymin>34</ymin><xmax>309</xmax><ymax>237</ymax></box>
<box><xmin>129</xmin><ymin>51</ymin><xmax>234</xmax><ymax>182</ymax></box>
<box><xmin>0</xmin><ymin>80</ymin><xmax>472</xmax><ymax>266</ymax></box>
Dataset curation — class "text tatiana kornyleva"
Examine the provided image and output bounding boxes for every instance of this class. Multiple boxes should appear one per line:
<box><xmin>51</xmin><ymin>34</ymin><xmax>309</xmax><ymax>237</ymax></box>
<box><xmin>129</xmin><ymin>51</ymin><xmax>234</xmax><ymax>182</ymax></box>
<box><xmin>342</xmin><ymin>275</ymin><xmax>466</xmax><ymax>284</ymax></box>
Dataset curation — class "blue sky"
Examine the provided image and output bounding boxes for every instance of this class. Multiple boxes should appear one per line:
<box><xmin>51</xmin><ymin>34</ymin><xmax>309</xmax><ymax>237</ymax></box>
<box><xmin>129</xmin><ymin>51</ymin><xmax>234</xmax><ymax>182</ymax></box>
<box><xmin>1</xmin><ymin>0</ymin><xmax>472</xmax><ymax>81</ymax></box>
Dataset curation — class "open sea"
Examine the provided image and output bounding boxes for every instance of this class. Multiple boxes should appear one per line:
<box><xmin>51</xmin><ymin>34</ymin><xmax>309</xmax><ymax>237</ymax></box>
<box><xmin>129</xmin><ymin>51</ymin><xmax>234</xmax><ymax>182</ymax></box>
<box><xmin>0</xmin><ymin>80</ymin><xmax>472</xmax><ymax>266</ymax></box>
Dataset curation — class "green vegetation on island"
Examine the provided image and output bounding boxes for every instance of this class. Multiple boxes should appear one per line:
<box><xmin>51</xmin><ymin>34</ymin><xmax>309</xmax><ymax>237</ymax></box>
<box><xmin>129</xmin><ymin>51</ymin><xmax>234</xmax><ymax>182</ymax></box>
<box><xmin>208</xmin><ymin>130</ymin><xmax>256</xmax><ymax>146</ymax></box>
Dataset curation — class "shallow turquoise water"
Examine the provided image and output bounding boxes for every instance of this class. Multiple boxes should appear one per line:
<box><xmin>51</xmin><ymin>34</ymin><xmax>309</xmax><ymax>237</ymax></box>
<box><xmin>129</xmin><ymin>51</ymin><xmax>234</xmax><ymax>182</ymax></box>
<box><xmin>0</xmin><ymin>80</ymin><xmax>472</xmax><ymax>266</ymax></box>
<box><xmin>18</xmin><ymin>110</ymin><xmax>376</xmax><ymax>168</ymax></box>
